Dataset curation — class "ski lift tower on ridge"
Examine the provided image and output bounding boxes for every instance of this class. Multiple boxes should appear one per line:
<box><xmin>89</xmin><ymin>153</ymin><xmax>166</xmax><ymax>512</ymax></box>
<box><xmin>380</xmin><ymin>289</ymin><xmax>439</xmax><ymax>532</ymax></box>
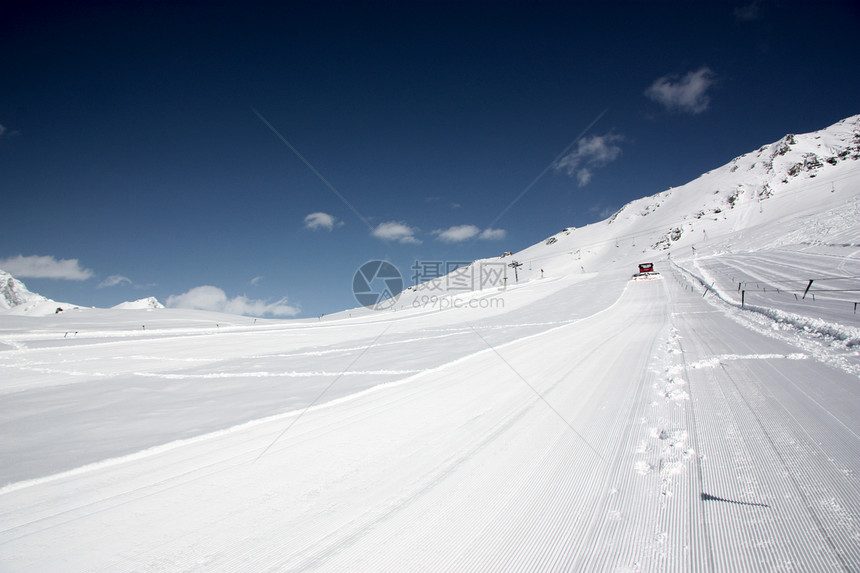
<box><xmin>508</xmin><ymin>260</ymin><xmax>523</xmax><ymax>283</ymax></box>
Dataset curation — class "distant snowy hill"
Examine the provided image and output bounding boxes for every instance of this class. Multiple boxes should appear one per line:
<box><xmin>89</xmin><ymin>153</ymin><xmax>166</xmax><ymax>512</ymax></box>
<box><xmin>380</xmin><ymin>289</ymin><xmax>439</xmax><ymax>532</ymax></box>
<box><xmin>111</xmin><ymin>297</ymin><xmax>165</xmax><ymax>310</ymax></box>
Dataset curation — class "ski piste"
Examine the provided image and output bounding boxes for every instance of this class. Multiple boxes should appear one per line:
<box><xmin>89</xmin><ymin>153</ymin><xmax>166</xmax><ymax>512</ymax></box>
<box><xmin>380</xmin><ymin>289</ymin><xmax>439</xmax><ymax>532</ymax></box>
<box><xmin>1</xmin><ymin>115</ymin><xmax>859</xmax><ymax>571</ymax></box>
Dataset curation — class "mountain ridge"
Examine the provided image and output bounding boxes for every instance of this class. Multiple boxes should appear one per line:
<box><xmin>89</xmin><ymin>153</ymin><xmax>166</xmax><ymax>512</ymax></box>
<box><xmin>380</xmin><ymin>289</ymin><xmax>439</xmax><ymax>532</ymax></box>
<box><xmin>0</xmin><ymin>269</ymin><xmax>165</xmax><ymax>316</ymax></box>
<box><xmin>2</xmin><ymin>114</ymin><xmax>857</xmax><ymax>318</ymax></box>
<box><xmin>521</xmin><ymin>113</ymin><xmax>859</xmax><ymax>267</ymax></box>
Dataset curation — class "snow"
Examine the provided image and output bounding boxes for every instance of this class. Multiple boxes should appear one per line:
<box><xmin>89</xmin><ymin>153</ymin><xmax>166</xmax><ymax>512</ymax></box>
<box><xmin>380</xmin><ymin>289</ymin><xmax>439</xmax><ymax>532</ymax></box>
<box><xmin>1</xmin><ymin>115</ymin><xmax>859</xmax><ymax>571</ymax></box>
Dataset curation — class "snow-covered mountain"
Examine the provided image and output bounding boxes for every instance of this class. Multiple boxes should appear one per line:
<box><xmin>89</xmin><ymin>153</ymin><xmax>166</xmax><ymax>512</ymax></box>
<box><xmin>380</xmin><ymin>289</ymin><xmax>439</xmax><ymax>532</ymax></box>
<box><xmin>0</xmin><ymin>268</ymin><xmax>164</xmax><ymax>315</ymax></box>
<box><xmin>602</xmin><ymin>113</ymin><xmax>859</xmax><ymax>251</ymax></box>
<box><xmin>398</xmin><ymin>114</ymin><xmax>860</xmax><ymax>302</ymax></box>
<box><xmin>0</xmin><ymin>269</ymin><xmax>46</xmax><ymax>310</ymax></box>
<box><xmin>538</xmin><ymin>113</ymin><xmax>858</xmax><ymax>260</ymax></box>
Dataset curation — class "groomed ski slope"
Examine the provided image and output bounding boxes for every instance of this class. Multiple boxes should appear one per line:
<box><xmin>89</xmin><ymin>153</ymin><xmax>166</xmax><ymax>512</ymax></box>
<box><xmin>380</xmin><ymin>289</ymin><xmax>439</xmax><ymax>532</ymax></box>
<box><xmin>1</xmin><ymin>266</ymin><xmax>858</xmax><ymax>572</ymax></box>
<box><xmin>2</xmin><ymin>115</ymin><xmax>859</xmax><ymax>570</ymax></box>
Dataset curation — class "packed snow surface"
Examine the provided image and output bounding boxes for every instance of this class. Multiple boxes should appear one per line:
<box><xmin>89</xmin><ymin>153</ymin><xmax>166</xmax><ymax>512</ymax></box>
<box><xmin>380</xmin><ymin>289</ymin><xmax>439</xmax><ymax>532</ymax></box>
<box><xmin>1</xmin><ymin>115</ymin><xmax>859</xmax><ymax>571</ymax></box>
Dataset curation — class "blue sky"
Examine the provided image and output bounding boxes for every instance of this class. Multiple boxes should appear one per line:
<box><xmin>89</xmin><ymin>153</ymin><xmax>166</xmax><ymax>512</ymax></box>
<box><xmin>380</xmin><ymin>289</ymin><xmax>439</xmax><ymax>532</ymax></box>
<box><xmin>2</xmin><ymin>1</ymin><xmax>858</xmax><ymax>317</ymax></box>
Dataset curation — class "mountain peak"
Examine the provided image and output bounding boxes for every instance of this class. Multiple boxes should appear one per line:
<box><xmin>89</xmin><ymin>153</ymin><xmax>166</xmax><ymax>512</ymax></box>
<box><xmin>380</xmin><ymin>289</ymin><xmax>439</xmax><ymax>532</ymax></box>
<box><xmin>0</xmin><ymin>268</ymin><xmax>47</xmax><ymax>310</ymax></box>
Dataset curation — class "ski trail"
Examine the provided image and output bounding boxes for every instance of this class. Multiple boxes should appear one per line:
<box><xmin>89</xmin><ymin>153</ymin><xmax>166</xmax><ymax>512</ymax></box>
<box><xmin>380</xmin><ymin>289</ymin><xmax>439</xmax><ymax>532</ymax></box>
<box><xmin>669</xmin><ymin>276</ymin><xmax>860</xmax><ymax>571</ymax></box>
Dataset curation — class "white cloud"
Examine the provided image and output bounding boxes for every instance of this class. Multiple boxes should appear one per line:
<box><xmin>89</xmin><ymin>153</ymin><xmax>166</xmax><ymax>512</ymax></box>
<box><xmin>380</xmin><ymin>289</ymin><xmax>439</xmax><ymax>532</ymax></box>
<box><xmin>645</xmin><ymin>67</ymin><xmax>716</xmax><ymax>114</ymax></box>
<box><xmin>479</xmin><ymin>228</ymin><xmax>507</xmax><ymax>240</ymax></box>
<box><xmin>431</xmin><ymin>225</ymin><xmax>507</xmax><ymax>242</ymax></box>
<box><xmin>372</xmin><ymin>221</ymin><xmax>421</xmax><ymax>244</ymax></box>
<box><xmin>224</xmin><ymin>295</ymin><xmax>299</xmax><ymax>317</ymax></box>
<box><xmin>555</xmin><ymin>133</ymin><xmax>624</xmax><ymax>187</ymax></box>
<box><xmin>0</xmin><ymin>124</ymin><xmax>21</xmax><ymax>138</ymax></box>
<box><xmin>433</xmin><ymin>225</ymin><xmax>480</xmax><ymax>243</ymax></box>
<box><xmin>250</xmin><ymin>276</ymin><xmax>263</xmax><ymax>286</ymax></box>
<box><xmin>98</xmin><ymin>275</ymin><xmax>132</xmax><ymax>288</ymax></box>
<box><xmin>576</xmin><ymin>169</ymin><xmax>593</xmax><ymax>187</ymax></box>
<box><xmin>166</xmin><ymin>285</ymin><xmax>299</xmax><ymax>317</ymax></box>
<box><xmin>0</xmin><ymin>255</ymin><xmax>93</xmax><ymax>280</ymax></box>
<box><xmin>0</xmin><ymin>124</ymin><xmax>20</xmax><ymax>138</ymax></box>
<box><xmin>304</xmin><ymin>211</ymin><xmax>340</xmax><ymax>231</ymax></box>
<box><xmin>167</xmin><ymin>286</ymin><xmax>226</xmax><ymax>311</ymax></box>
